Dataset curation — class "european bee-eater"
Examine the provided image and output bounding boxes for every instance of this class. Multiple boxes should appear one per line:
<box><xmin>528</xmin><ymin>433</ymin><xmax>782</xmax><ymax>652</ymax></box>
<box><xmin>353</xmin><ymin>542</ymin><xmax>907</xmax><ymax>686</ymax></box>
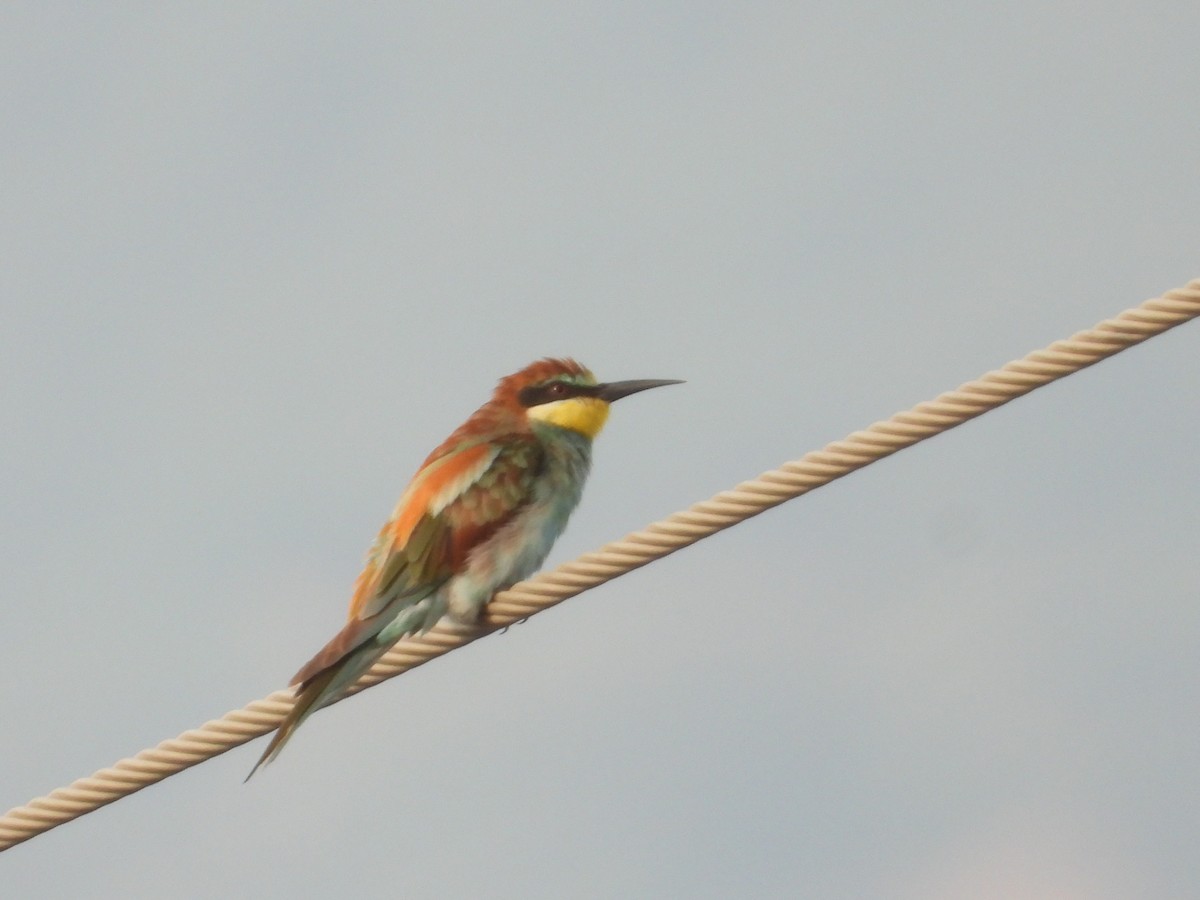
<box><xmin>247</xmin><ymin>358</ymin><xmax>680</xmax><ymax>778</ymax></box>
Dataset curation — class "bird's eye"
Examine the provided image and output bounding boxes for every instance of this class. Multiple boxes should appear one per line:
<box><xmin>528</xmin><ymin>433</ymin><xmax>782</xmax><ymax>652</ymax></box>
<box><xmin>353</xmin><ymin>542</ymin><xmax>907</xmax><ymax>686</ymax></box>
<box><xmin>546</xmin><ymin>382</ymin><xmax>568</xmax><ymax>397</ymax></box>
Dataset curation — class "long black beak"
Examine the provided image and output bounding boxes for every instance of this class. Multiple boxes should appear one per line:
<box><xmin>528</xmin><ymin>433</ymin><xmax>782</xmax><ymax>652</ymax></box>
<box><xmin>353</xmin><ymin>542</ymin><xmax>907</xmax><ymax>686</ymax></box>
<box><xmin>595</xmin><ymin>379</ymin><xmax>684</xmax><ymax>402</ymax></box>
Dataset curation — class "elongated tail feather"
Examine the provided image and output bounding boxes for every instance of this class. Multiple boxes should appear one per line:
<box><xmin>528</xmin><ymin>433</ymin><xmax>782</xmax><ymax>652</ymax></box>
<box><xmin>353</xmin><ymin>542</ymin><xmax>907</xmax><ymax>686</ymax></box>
<box><xmin>244</xmin><ymin>666</ymin><xmax>340</xmax><ymax>782</ymax></box>
<box><xmin>245</xmin><ymin>596</ymin><xmax>447</xmax><ymax>780</ymax></box>
<box><xmin>245</xmin><ymin>636</ymin><xmax>392</xmax><ymax>781</ymax></box>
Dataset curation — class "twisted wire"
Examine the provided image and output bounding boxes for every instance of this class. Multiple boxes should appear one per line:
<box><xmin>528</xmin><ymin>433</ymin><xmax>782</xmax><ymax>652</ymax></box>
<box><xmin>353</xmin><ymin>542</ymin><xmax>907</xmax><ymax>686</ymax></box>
<box><xmin>2</xmin><ymin>278</ymin><xmax>1197</xmax><ymax>852</ymax></box>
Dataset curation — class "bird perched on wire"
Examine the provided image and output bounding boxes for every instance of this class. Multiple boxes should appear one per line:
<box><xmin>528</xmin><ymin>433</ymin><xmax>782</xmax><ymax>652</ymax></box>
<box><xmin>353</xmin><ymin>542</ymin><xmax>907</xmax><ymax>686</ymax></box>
<box><xmin>247</xmin><ymin>358</ymin><xmax>681</xmax><ymax>778</ymax></box>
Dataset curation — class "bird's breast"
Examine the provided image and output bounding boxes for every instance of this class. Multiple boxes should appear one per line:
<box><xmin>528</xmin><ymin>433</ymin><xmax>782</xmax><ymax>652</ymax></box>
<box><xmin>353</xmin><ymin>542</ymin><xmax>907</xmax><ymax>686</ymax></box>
<box><xmin>445</xmin><ymin>432</ymin><xmax>592</xmax><ymax>622</ymax></box>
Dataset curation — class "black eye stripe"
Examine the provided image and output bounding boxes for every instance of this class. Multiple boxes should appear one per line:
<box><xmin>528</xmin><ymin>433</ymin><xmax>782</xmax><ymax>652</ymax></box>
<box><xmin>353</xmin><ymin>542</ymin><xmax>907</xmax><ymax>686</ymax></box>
<box><xmin>518</xmin><ymin>381</ymin><xmax>598</xmax><ymax>408</ymax></box>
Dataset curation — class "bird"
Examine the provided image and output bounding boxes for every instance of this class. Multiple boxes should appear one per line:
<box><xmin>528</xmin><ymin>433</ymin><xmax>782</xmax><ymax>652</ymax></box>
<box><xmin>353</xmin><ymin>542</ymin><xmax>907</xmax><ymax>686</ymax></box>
<box><xmin>246</xmin><ymin>358</ymin><xmax>681</xmax><ymax>778</ymax></box>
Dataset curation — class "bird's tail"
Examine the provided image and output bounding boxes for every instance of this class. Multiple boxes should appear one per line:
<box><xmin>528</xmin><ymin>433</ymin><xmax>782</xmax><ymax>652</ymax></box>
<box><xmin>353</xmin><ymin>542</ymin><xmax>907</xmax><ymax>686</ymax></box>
<box><xmin>244</xmin><ymin>635</ymin><xmax>391</xmax><ymax>781</ymax></box>
<box><xmin>244</xmin><ymin>668</ymin><xmax>338</xmax><ymax>782</ymax></box>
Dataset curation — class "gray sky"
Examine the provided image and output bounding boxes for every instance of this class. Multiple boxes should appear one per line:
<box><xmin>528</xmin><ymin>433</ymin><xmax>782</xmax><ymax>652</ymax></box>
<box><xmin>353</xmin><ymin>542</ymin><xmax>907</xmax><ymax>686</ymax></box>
<box><xmin>3</xmin><ymin>4</ymin><xmax>1199</xmax><ymax>898</ymax></box>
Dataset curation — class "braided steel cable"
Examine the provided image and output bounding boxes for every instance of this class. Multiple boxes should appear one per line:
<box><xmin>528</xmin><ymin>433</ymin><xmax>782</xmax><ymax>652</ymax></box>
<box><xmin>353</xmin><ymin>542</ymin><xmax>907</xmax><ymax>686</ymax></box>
<box><xmin>2</xmin><ymin>278</ymin><xmax>1198</xmax><ymax>851</ymax></box>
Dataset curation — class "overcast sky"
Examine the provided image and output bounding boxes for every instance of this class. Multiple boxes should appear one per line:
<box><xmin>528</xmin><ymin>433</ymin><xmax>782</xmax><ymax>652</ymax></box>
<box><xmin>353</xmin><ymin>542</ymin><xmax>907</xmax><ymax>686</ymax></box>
<box><xmin>3</xmin><ymin>4</ymin><xmax>1199</xmax><ymax>898</ymax></box>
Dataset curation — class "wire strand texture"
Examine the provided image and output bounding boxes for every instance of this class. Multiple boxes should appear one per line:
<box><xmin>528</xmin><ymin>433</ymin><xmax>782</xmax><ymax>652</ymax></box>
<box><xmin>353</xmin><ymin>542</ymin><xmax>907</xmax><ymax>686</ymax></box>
<box><xmin>3</xmin><ymin>278</ymin><xmax>1198</xmax><ymax>852</ymax></box>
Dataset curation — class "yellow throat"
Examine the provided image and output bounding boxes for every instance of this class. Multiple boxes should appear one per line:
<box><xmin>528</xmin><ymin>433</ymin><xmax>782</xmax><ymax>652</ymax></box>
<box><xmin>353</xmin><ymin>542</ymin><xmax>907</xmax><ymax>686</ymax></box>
<box><xmin>527</xmin><ymin>396</ymin><xmax>610</xmax><ymax>439</ymax></box>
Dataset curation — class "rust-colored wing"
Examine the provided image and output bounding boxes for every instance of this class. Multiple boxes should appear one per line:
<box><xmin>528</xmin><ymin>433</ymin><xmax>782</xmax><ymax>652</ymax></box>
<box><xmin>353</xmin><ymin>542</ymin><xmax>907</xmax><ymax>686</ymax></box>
<box><xmin>289</xmin><ymin>435</ymin><xmax>543</xmax><ymax>688</ymax></box>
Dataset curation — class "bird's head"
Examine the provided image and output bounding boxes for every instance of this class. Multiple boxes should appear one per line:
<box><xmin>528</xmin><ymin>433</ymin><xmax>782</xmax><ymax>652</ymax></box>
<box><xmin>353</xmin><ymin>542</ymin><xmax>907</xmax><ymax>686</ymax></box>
<box><xmin>499</xmin><ymin>358</ymin><xmax>682</xmax><ymax>440</ymax></box>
